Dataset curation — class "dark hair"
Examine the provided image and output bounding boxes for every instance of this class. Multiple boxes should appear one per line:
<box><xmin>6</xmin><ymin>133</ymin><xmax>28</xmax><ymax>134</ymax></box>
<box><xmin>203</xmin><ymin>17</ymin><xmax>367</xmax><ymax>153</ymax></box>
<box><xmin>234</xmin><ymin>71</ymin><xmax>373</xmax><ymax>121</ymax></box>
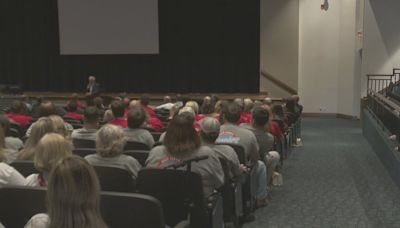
<box><xmin>222</xmin><ymin>102</ymin><xmax>241</xmax><ymax>124</ymax></box>
<box><xmin>164</xmin><ymin>114</ymin><xmax>201</xmax><ymax>157</ymax></box>
<box><xmin>84</xmin><ymin>106</ymin><xmax>100</xmax><ymax>123</ymax></box>
<box><xmin>252</xmin><ymin>107</ymin><xmax>269</xmax><ymax>127</ymax></box>
<box><xmin>67</xmin><ymin>101</ymin><xmax>78</xmax><ymax>112</ymax></box>
<box><xmin>140</xmin><ymin>94</ymin><xmax>150</xmax><ymax>106</ymax></box>
<box><xmin>127</xmin><ymin>107</ymin><xmax>147</xmax><ymax>129</ymax></box>
<box><xmin>285</xmin><ymin>97</ymin><xmax>296</xmax><ymax>112</ymax></box>
<box><xmin>47</xmin><ymin>155</ymin><xmax>107</xmax><ymax>228</ymax></box>
<box><xmin>199</xmin><ymin>131</ymin><xmax>219</xmax><ymax>144</ymax></box>
<box><xmin>110</xmin><ymin>100</ymin><xmax>124</xmax><ymax>118</ymax></box>
<box><xmin>10</xmin><ymin>100</ymin><xmax>25</xmax><ymax>114</ymax></box>
<box><xmin>201</xmin><ymin>103</ymin><xmax>214</xmax><ymax>115</ymax></box>
<box><xmin>272</xmin><ymin>104</ymin><xmax>284</xmax><ymax>118</ymax></box>
<box><xmin>39</xmin><ymin>101</ymin><xmax>57</xmax><ymax>117</ymax></box>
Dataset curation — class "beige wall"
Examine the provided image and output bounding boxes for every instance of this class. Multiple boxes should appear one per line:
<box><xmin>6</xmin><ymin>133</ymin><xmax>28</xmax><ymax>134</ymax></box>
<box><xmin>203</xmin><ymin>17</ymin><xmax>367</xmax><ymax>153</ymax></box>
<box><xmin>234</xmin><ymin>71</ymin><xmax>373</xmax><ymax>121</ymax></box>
<box><xmin>259</xmin><ymin>0</ymin><xmax>299</xmax><ymax>98</ymax></box>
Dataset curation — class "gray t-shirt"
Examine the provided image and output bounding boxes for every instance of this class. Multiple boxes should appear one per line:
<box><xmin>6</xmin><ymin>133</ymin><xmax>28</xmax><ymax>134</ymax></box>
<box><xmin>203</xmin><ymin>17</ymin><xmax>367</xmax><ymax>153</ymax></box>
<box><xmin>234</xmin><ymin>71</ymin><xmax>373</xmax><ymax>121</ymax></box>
<box><xmin>123</xmin><ymin>128</ymin><xmax>155</xmax><ymax>148</ymax></box>
<box><xmin>85</xmin><ymin>153</ymin><xmax>142</xmax><ymax>178</ymax></box>
<box><xmin>146</xmin><ymin>145</ymin><xmax>224</xmax><ymax>197</ymax></box>
<box><xmin>241</xmin><ymin>124</ymin><xmax>274</xmax><ymax>156</ymax></box>
<box><xmin>204</xmin><ymin>143</ymin><xmax>241</xmax><ymax>180</ymax></box>
<box><xmin>71</xmin><ymin>128</ymin><xmax>98</xmax><ymax>141</ymax></box>
<box><xmin>216</xmin><ymin>123</ymin><xmax>259</xmax><ymax>159</ymax></box>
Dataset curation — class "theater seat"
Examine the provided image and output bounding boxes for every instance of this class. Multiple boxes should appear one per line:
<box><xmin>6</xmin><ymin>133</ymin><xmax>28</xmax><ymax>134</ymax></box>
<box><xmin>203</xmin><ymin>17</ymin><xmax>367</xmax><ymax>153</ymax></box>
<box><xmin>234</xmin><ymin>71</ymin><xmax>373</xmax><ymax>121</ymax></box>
<box><xmin>0</xmin><ymin>185</ymin><xmax>166</xmax><ymax>228</ymax></box>
<box><xmin>124</xmin><ymin>141</ymin><xmax>150</xmax><ymax>151</ymax></box>
<box><xmin>73</xmin><ymin>148</ymin><xmax>97</xmax><ymax>157</ymax></box>
<box><xmin>124</xmin><ymin>150</ymin><xmax>149</xmax><ymax>166</ymax></box>
<box><xmin>9</xmin><ymin>160</ymin><xmax>38</xmax><ymax>177</ymax></box>
<box><xmin>216</xmin><ymin>143</ymin><xmax>246</xmax><ymax>164</ymax></box>
<box><xmin>93</xmin><ymin>165</ymin><xmax>136</xmax><ymax>193</ymax></box>
<box><xmin>72</xmin><ymin>138</ymin><xmax>96</xmax><ymax>148</ymax></box>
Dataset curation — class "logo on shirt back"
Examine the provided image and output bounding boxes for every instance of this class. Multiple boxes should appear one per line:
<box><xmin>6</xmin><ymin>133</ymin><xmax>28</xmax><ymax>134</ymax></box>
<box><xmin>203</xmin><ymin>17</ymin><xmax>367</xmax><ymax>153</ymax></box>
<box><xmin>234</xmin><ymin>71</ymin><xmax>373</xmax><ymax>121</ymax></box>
<box><xmin>216</xmin><ymin>131</ymin><xmax>240</xmax><ymax>144</ymax></box>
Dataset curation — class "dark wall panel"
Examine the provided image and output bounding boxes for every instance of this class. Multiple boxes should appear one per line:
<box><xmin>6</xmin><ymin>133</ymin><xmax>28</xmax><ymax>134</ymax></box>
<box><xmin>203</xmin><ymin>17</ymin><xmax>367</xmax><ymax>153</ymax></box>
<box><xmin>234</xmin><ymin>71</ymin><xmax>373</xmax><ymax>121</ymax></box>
<box><xmin>0</xmin><ymin>0</ymin><xmax>260</xmax><ymax>93</ymax></box>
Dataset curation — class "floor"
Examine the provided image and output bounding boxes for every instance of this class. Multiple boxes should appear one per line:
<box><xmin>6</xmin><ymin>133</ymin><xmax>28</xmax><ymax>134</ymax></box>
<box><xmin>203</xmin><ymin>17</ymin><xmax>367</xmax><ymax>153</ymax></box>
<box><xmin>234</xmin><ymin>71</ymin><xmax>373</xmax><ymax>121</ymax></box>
<box><xmin>245</xmin><ymin>117</ymin><xmax>400</xmax><ymax>228</ymax></box>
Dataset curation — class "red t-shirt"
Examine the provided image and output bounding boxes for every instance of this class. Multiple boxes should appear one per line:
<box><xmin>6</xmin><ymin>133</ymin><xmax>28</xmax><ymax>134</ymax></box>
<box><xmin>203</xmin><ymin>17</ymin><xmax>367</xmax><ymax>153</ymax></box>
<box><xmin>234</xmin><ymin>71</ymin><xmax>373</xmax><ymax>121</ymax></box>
<box><xmin>147</xmin><ymin>117</ymin><xmax>165</xmax><ymax>132</ymax></box>
<box><xmin>143</xmin><ymin>106</ymin><xmax>157</xmax><ymax>119</ymax></box>
<box><xmin>108</xmin><ymin>118</ymin><xmax>128</xmax><ymax>128</ymax></box>
<box><xmin>195</xmin><ymin>114</ymin><xmax>206</xmax><ymax>122</ymax></box>
<box><xmin>240</xmin><ymin>113</ymin><xmax>252</xmax><ymax>124</ymax></box>
<box><xmin>64</xmin><ymin>112</ymin><xmax>83</xmax><ymax>122</ymax></box>
<box><xmin>6</xmin><ymin>113</ymin><xmax>32</xmax><ymax>128</ymax></box>
<box><xmin>269</xmin><ymin>121</ymin><xmax>283</xmax><ymax>141</ymax></box>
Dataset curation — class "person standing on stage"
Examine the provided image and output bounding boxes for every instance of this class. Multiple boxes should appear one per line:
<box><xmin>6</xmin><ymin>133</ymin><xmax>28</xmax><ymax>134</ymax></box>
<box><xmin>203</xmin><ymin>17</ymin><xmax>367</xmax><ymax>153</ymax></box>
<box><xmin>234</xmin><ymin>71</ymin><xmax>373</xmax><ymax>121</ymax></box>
<box><xmin>86</xmin><ymin>75</ymin><xmax>101</xmax><ymax>98</ymax></box>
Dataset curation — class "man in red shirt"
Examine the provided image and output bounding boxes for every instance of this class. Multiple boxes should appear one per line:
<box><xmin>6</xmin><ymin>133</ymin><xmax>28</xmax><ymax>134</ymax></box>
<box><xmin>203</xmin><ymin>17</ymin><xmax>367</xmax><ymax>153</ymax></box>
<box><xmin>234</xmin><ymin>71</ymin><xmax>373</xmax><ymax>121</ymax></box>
<box><xmin>6</xmin><ymin>100</ymin><xmax>32</xmax><ymax>128</ymax></box>
<box><xmin>63</xmin><ymin>101</ymin><xmax>84</xmax><ymax>122</ymax></box>
<box><xmin>140</xmin><ymin>94</ymin><xmax>157</xmax><ymax>118</ymax></box>
<box><xmin>107</xmin><ymin>100</ymin><xmax>127</xmax><ymax>128</ymax></box>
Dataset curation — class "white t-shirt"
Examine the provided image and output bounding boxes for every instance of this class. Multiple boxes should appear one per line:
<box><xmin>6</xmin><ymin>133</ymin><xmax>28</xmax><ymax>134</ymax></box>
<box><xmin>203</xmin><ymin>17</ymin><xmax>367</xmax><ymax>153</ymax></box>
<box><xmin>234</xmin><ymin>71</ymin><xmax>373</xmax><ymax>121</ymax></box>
<box><xmin>0</xmin><ymin>162</ymin><xmax>27</xmax><ymax>185</ymax></box>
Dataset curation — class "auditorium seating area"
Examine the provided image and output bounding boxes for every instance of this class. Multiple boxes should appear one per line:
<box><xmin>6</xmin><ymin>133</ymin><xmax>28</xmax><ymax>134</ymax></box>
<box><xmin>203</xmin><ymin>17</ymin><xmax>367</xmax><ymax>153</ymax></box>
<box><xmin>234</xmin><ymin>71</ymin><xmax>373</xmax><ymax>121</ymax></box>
<box><xmin>0</xmin><ymin>94</ymin><xmax>303</xmax><ymax>228</ymax></box>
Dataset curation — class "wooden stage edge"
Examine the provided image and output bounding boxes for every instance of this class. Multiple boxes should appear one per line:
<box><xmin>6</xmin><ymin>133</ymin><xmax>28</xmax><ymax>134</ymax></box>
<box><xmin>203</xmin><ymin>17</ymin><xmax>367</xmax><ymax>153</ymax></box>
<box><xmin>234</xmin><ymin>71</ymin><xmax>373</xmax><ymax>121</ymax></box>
<box><xmin>18</xmin><ymin>92</ymin><xmax>280</xmax><ymax>101</ymax></box>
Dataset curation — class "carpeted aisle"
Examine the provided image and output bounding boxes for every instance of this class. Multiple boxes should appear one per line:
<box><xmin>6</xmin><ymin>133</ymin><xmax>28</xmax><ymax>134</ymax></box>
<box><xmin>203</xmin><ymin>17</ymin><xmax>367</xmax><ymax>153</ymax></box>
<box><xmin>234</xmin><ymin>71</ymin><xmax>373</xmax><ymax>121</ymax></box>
<box><xmin>245</xmin><ymin>117</ymin><xmax>400</xmax><ymax>228</ymax></box>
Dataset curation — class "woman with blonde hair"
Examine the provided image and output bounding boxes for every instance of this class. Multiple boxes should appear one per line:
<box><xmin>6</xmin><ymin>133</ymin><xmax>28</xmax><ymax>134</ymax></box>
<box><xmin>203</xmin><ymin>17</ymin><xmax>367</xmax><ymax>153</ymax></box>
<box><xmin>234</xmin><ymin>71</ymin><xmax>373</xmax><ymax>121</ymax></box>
<box><xmin>18</xmin><ymin>117</ymin><xmax>55</xmax><ymax>160</ymax></box>
<box><xmin>48</xmin><ymin>115</ymin><xmax>70</xmax><ymax>138</ymax></box>
<box><xmin>26</xmin><ymin>133</ymin><xmax>72</xmax><ymax>187</ymax></box>
<box><xmin>85</xmin><ymin>124</ymin><xmax>141</xmax><ymax>178</ymax></box>
<box><xmin>25</xmin><ymin>155</ymin><xmax>108</xmax><ymax>228</ymax></box>
<box><xmin>0</xmin><ymin>125</ymin><xmax>26</xmax><ymax>185</ymax></box>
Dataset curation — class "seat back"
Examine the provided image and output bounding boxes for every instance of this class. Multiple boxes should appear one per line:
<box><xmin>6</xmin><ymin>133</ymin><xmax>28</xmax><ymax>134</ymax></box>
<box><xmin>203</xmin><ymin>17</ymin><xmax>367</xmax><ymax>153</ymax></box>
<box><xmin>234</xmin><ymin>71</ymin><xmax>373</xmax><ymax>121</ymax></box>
<box><xmin>151</xmin><ymin>132</ymin><xmax>162</xmax><ymax>142</ymax></box>
<box><xmin>137</xmin><ymin>168</ymin><xmax>207</xmax><ymax>228</ymax></box>
<box><xmin>9</xmin><ymin>160</ymin><xmax>38</xmax><ymax>177</ymax></box>
<box><xmin>216</xmin><ymin>143</ymin><xmax>246</xmax><ymax>164</ymax></box>
<box><xmin>93</xmin><ymin>165</ymin><xmax>136</xmax><ymax>193</ymax></box>
<box><xmin>72</xmin><ymin>138</ymin><xmax>96</xmax><ymax>148</ymax></box>
<box><xmin>124</xmin><ymin>150</ymin><xmax>149</xmax><ymax>166</ymax></box>
<box><xmin>9</xmin><ymin>121</ymin><xmax>23</xmax><ymax>138</ymax></box>
<box><xmin>73</xmin><ymin>148</ymin><xmax>97</xmax><ymax>157</ymax></box>
<box><xmin>124</xmin><ymin>141</ymin><xmax>150</xmax><ymax>151</ymax></box>
<box><xmin>0</xmin><ymin>185</ymin><xmax>165</xmax><ymax>228</ymax></box>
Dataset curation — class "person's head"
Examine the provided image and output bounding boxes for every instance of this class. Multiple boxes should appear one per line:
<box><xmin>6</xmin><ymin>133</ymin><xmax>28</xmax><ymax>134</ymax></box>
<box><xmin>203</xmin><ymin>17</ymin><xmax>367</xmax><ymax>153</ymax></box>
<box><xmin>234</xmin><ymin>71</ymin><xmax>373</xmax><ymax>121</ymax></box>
<box><xmin>203</xmin><ymin>96</ymin><xmax>211</xmax><ymax>105</ymax></box>
<box><xmin>285</xmin><ymin>97</ymin><xmax>296</xmax><ymax>112</ymax></box>
<box><xmin>25</xmin><ymin>117</ymin><xmax>55</xmax><ymax>148</ymax></box>
<box><xmin>164</xmin><ymin>114</ymin><xmax>201</xmax><ymax>157</ymax></box>
<box><xmin>122</xmin><ymin>97</ymin><xmax>131</xmax><ymax>108</ymax></box>
<box><xmin>163</xmin><ymin>96</ymin><xmax>171</xmax><ymax>103</ymax></box>
<box><xmin>201</xmin><ymin>102</ymin><xmax>215</xmax><ymax>115</ymax></box>
<box><xmin>140</xmin><ymin>94</ymin><xmax>150</xmax><ymax>106</ymax></box>
<box><xmin>252</xmin><ymin>107</ymin><xmax>270</xmax><ymax>129</ymax></box>
<box><xmin>214</xmin><ymin>100</ymin><xmax>227</xmax><ymax>114</ymax></box>
<box><xmin>47</xmin><ymin>155</ymin><xmax>107</xmax><ymax>228</ymax></box>
<box><xmin>10</xmin><ymin>100</ymin><xmax>26</xmax><ymax>114</ymax></box>
<box><xmin>66</xmin><ymin>101</ymin><xmax>78</xmax><ymax>112</ymax></box>
<box><xmin>49</xmin><ymin>115</ymin><xmax>69</xmax><ymax>138</ymax></box>
<box><xmin>0</xmin><ymin>115</ymin><xmax>10</xmax><ymax>137</ymax></box>
<box><xmin>243</xmin><ymin>98</ymin><xmax>254</xmax><ymax>113</ymax></box>
<box><xmin>272</xmin><ymin>104</ymin><xmax>284</xmax><ymax>118</ymax></box>
<box><xmin>128</xmin><ymin>100</ymin><xmax>140</xmax><ymax>109</ymax></box>
<box><xmin>185</xmin><ymin>101</ymin><xmax>199</xmax><ymax>114</ymax></box>
<box><xmin>233</xmin><ymin>98</ymin><xmax>244</xmax><ymax>111</ymax></box>
<box><xmin>83</xmin><ymin>106</ymin><xmax>100</xmax><ymax>126</ymax></box>
<box><xmin>93</xmin><ymin>97</ymin><xmax>103</xmax><ymax>108</ymax></box>
<box><xmin>127</xmin><ymin>107</ymin><xmax>147</xmax><ymax>129</ymax></box>
<box><xmin>178</xmin><ymin>106</ymin><xmax>195</xmax><ymax>123</ymax></box>
<box><xmin>39</xmin><ymin>101</ymin><xmax>57</xmax><ymax>117</ymax></box>
<box><xmin>110</xmin><ymin>100</ymin><xmax>125</xmax><ymax>118</ymax></box>
<box><xmin>88</xmin><ymin>75</ymin><xmax>96</xmax><ymax>83</ymax></box>
<box><xmin>199</xmin><ymin>117</ymin><xmax>220</xmax><ymax>144</ymax></box>
<box><xmin>34</xmin><ymin>133</ymin><xmax>72</xmax><ymax>173</ymax></box>
<box><xmin>222</xmin><ymin>102</ymin><xmax>242</xmax><ymax>124</ymax></box>
<box><xmin>263</xmin><ymin>97</ymin><xmax>273</xmax><ymax>106</ymax></box>
<box><xmin>96</xmin><ymin>124</ymin><xmax>125</xmax><ymax>157</ymax></box>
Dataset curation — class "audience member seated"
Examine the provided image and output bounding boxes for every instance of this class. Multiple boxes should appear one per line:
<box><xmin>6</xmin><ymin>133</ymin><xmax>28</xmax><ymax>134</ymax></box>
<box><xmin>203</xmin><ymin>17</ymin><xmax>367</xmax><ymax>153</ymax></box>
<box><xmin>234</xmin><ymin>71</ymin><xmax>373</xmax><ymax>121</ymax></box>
<box><xmin>6</xmin><ymin>100</ymin><xmax>32</xmax><ymax>128</ymax></box>
<box><xmin>26</xmin><ymin>133</ymin><xmax>72</xmax><ymax>187</ymax></box>
<box><xmin>156</xmin><ymin>95</ymin><xmax>174</xmax><ymax>110</ymax></box>
<box><xmin>200</xmin><ymin>96</ymin><xmax>215</xmax><ymax>117</ymax></box>
<box><xmin>199</xmin><ymin>117</ymin><xmax>242</xmax><ymax>180</ymax></box>
<box><xmin>18</xmin><ymin>117</ymin><xmax>55</xmax><ymax>161</ymax></box>
<box><xmin>93</xmin><ymin>96</ymin><xmax>106</xmax><ymax>117</ymax></box>
<box><xmin>0</xmin><ymin>115</ymin><xmax>23</xmax><ymax>152</ymax></box>
<box><xmin>263</xmin><ymin>97</ymin><xmax>273</xmax><ymax>106</ymax></box>
<box><xmin>63</xmin><ymin>101</ymin><xmax>84</xmax><ymax>122</ymax></box>
<box><xmin>0</xmin><ymin>126</ymin><xmax>26</xmax><ymax>185</ymax></box>
<box><xmin>0</xmin><ymin>125</ymin><xmax>18</xmax><ymax>164</ymax></box>
<box><xmin>124</xmin><ymin>107</ymin><xmax>155</xmax><ymax>149</ymax></box>
<box><xmin>216</xmin><ymin>102</ymin><xmax>269</xmax><ymax>207</ymax></box>
<box><xmin>85</xmin><ymin>124</ymin><xmax>141</xmax><ymax>178</ymax></box>
<box><xmin>71</xmin><ymin>106</ymin><xmax>99</xmax><ymax>141</ymax></box>
<box><xmin>242</xmin><ymin>98</ymin><xmax>254</xmax><ymax>124</ymax></box>
<box><xmin>66</xmin><ymin>93</ymin><xmax>86</xmax><ymax>110</ymax></box>
<box><xmin>49</xmin><ymin>115</ymin><xmax>71</xmax><ymax>138</ymax></box>
<box><xmin>25</xmin><ymin>155</ymin><xmax>108</xmax><ymax>228</ymax></box>
<box><xmin>185</xmin><ymin>100</ymin><xmax>204</xmax><ymax>122</ymax></box>
<box><xmin>129</xmin><ymin>100</ymin><xmax>164</xmax><ymax>132</ymax></box>
<box><xmin>146</xmin><ymin>113</ymin><xmax>224</xmax><ymax>197</ymax></box>
<box><xmin>140</xmin><ymin>94</ymin><xmax>157</xmax><ymax>119</ymax></box>
<box><xmin>285</xmin><ymin>97</ymin><xmax>300</xmax><ymax>126</ymax></box>
<box><xmin>107</xmin><ymin>100</ymin><xmax>128</xmax><ymax>128</ymax></box>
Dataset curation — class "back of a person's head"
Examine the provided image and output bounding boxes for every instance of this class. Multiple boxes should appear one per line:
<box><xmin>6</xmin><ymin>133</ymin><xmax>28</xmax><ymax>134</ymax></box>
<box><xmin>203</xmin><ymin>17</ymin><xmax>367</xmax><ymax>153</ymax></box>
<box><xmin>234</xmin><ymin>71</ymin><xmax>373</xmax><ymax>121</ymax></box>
<box><xmin>39</xmin><ymin>101</ymin><xmax>57</xmax><ymax>117</ymax></box>
<box><xmin>285</xmin><ymin>97</ymin><xmax>296</xmax><ymax>112</ymax></box>
<box><xmin>199</xmin><ymin>117</ymin><xmax>220</xmax><ymax>144</ymax></box>
<box><xmin>93</xmin><ymin>97</ymin><xmax>103</xmax><ymax>108</ymax></box>
<box><xmin>25</xmin><ymin>117</ymin><xmax>55</xmax><ymax>149</ymax></box>
<box><xmin>201</xmin><ymin>102</ymin><xmax>215</xmax><ymax>115</ymax></box>
<box><xmin>140</xmin><ymin>94</ymin><xmax>150</xmax><ymax>106</ymax></box>
<box><xmin>177</xmin><ymin>107</ymin><xmax>195</xmax><ymax>123</ymax></box>
<box><xmin>49</xmin><ymin>115</ymin><xmax>68</xmax><ymax>138</ymax></box>
<box><xmin>10</xmin><ymin>100</ymin><xmax>25</xmax><ymax>114</ymax></box>
<box><xmin>34</xmin><ymin>133</ymin><xmax>72</xmax><ymax>173</ymax></box>
<box><xmin>96</xmin><ymin>124</ymin><xmax>125</xmax><ymax>157</ymax></box>
<box><xmin>185</xmin><ymin>101</ymin><xmax>199</xmax><ymax>114</ymax></box>
<box><xmin>47</xmin><ymin>155</ymin><xmax>107</xmax><ymax>228</ymax></box>
<box><xmin>272</xmin><ymin>104</ymin><xmax>284</xmax><ymax>117</ymax></box>
<box><xmin>67</xmin><ymin>101</ymin><xmax>78</xmax><ymax>112</ymax></box>
<box><xmin>164</xmin><ymin>114</ymin><xmax>200</xmax><ymax>157</ymax></box>
<box><xmin>127</xmin><ymin>107</ymin><xmax>147</xmax><ymax>129</ymax></box>
<box><xmin>252</xmin><ymin>107</ymin><xmax>270</xmax><ymax>128</ymax></box>
<box><xmin>163</xmin><ymin>95</ymin><xmax>171</xmax><ymax>103</ymax></box>
<box><xmin>110</xmin><ymin>100</ymin><xmax>124</xmax><ymax>118</ymax></box>
<box><xmin>223</xmin><ymin>102</ymin><xmax>241</xmax><ymax>124</ymax></box>
<box><xmin>0</xmin><ymin>115</ymin><xmax>10</xmax><ymax>135</ymax></box>
<box><xmin>243</xmin><ymin>98</ymin><xmax>254</xmax><ymax>113</ymax></box>
<box><xmin>84</xmin><ymin>106</ymin><xmax>100</xmax><ymax>124</ymax></box>
<box><xmin>263</xmin><ymin>97</ymin><xmax>273</xmax><ymax>106</ymax></box>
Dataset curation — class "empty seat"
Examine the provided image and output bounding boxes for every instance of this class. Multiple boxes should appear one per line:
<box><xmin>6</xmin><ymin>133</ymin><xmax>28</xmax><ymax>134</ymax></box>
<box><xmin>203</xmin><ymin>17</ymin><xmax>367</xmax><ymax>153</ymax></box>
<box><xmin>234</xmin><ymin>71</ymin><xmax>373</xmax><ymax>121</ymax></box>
<box><xmin>9</xmin><ymin>160</ymin><xmax>38</xmax><ymax>177</ymax></box>
<box><xmin>72</xmin><ymin>138</ymin><xmax>96</xmax><ymax>148</ymax></box>
<box><xmin>124</xmin><ymin>150</ymin><xmax>149</xmax><ymax>167</ymax></box>
<box><xmin>93</xmin><ymin>165</ymin><xmax>136</xmax><ymax>193</ymax></box>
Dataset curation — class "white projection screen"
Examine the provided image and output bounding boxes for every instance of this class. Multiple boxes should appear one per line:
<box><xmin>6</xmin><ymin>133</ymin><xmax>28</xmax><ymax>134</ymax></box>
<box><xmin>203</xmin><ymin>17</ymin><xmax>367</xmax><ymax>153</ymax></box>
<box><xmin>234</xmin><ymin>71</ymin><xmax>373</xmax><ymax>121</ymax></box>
<box><xmin>57</xmin><ymin>0</ymin><xmax>159</xmax><ymax>55</ymax></box>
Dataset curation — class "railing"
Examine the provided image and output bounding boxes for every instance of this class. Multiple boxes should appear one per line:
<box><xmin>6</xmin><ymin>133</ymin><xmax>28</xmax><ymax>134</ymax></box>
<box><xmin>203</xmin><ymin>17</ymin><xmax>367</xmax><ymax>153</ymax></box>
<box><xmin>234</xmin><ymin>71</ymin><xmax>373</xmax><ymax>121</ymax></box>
<box><xmin>367</xmin><ymin>69</ymin><xmax>400</xmax><ymax>94</ymax></box>
<box><xmin>260</xmin><ymin>70</ymin><xmax>298</xmax><ymax>95</ymax></box>
<box><xmin>367</xmin><ymin>91</ymin><xmax>400</xmax><ymax>135</ymax></box>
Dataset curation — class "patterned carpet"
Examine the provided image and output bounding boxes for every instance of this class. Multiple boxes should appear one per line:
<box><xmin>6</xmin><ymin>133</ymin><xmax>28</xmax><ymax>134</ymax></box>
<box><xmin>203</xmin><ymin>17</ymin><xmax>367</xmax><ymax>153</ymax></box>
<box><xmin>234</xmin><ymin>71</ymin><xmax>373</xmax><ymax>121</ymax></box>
<box><xmin>244</xmin><ymin>117</ymin><xmax>400</xmax><ymax>228</ymax></box>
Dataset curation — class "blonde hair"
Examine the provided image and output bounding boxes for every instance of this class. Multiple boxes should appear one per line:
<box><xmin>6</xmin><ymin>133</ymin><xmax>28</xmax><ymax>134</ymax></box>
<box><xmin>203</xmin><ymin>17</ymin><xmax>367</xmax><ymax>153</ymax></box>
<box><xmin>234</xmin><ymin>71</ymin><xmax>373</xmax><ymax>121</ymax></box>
<box><xmin>49</xmin><ymin>115</ymin><xmax>69</xmax><ymax>138</ymax></box>
<box><xmin>34</xmin><ymin>133</ymin><xmax>72</xmax><ymax>173</ymax></box>
<box><xmin>185</xmin><ymin>101</ymin><xmax>199</xmax><ymax>114</ymax></box>
<box><xmin>96</xmin><ymin>124</ymin><xmax>125</xmax><ymax>157</ymax></box>
<box><xmin>19</xmin><ymin>117</ymin><xmax>55</xmax><ymax>160</ymax></box>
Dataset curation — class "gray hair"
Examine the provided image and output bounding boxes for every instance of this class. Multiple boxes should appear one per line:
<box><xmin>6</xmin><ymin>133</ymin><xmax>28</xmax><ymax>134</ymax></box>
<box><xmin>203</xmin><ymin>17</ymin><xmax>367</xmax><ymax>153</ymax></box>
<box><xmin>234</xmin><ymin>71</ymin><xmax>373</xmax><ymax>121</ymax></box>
<box><xmin>96</xmin><ymin>124</ymin><xmax>125</xmax><ymax>157</ymax></box>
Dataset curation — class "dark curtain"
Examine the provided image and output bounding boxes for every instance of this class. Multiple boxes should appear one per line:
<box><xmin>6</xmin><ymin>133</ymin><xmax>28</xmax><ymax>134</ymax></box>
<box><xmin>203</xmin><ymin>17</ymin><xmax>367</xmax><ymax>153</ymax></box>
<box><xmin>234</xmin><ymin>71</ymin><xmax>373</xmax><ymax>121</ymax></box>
<box><xmin>0</xmin><ymin>0</ymin><xmax>260</xmax><ymax>93</ymax></box>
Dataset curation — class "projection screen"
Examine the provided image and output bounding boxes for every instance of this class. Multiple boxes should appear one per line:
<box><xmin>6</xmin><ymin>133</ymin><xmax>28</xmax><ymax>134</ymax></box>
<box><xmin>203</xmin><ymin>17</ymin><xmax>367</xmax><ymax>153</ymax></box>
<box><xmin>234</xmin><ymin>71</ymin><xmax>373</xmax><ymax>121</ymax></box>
<box><xmin>57</xmin><ymin>0</ymin><xmax>159</xmax><ymax>55</ymax></box>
